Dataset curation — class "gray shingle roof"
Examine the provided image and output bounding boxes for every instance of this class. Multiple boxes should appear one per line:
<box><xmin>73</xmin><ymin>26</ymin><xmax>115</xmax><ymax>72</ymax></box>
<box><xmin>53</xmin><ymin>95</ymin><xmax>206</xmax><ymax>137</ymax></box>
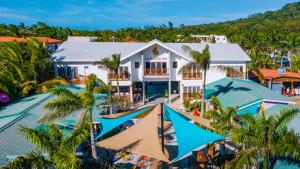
<box><xmin>53</xmin><ymin>39</ymin><xmax>250</xmax><ymax>62</ymax></box>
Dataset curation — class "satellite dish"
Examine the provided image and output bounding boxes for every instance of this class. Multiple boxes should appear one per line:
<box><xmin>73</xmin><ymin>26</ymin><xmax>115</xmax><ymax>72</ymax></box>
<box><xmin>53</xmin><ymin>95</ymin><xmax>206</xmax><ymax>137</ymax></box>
<box><xmin>277</xmin><ymin>68</ymin><xmax>286</xmax><ymax>75</ymax></box>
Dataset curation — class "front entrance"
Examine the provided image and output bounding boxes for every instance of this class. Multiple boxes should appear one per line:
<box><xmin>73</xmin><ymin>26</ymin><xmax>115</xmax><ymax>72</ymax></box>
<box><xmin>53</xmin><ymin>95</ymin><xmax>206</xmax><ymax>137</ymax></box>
<box><xmin>132</xmin><ymin>81</ymin><xmax>180</xmax><ymax>103</ymax></box>
<box><xmin>145</xmin><ymin>81</ymin><xmax>168</xmax><ymax>98</ymax></box>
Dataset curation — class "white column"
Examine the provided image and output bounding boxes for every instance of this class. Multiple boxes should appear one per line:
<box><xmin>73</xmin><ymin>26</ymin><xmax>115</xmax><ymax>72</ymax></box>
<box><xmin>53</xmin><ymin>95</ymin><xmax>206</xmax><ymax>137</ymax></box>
<box><xmin>54</xmin><ymin>64</ymin><xmax>58</xmax><ymax>77</ymax></box>
<box><xmin>141</xmin><ymin>53</ymin><xmax>145</xmax><ymax>105</ymax></box>
<box><xmin>64</xmin><ymin>64</ymin><xmax>68</xmax><ymax>78</ymax></box>
<box><xmin>168</xmin><ymin>51</ymin><xmax>171</xmax><ymax>103</ymax></box>
<box><xmin>130</xmin><ymin>84</ymin><xmax>134</xmax><ymax>103</ymax></box>
<box><xmin>168</xmin><ymin>80</ymin><xmax>171</xmax><ymax>103</ymax></box>
<box><xmin>142</xmin><ymin>81</ymin><xmax>145</xmax><ymax>105</ymax></box>
<box><xmin>180</xmin><ymin>83</ymin><xmax>183</xmax><ymax>103</ymax></box>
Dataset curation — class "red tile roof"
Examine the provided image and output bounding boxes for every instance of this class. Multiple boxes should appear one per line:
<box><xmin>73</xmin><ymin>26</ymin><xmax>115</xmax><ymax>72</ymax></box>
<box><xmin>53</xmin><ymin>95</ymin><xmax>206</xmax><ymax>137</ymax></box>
<box><xmin>251</xmin><ymin>69</ymin><xmax>300</xmax><ymax>79</ymax></box>
<box><xmin>0</xmin><ymin>36</ymin><xmax>62</xmax><ymax>44</ymax></box>
<box><xmin>0</xmin><ymin>37</ymin><xmax>29</xmax><ymax>42</ymax></box>
<box><xmin>34</xmin><ymin>37</ymin><xmax>62</xmax><ymax>44</ymax></box>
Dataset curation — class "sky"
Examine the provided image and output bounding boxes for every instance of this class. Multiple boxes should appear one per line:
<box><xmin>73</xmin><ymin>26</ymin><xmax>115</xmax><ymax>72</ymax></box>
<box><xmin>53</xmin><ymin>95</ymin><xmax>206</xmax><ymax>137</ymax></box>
<box><xmin>0</xmin><ymin>0</ymin><xmax>298</xmax><ymax>30</ymax></box>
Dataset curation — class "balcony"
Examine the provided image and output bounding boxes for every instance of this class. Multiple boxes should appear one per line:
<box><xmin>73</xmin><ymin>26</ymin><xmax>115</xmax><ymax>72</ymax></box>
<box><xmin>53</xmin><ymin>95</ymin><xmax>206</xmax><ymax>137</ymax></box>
<box><xmin>182</xmin><ymin>72</ymin><xmax>202</xmax><ymax>80</ymax></box>
<box><xmin>183</xmin><ymin>93</ymin><xmax>202</xmax><ymax>101</ymax></box>
<box><xmin>144</xmin><ymin>68</ymin><xmax>168</xmax><ymax>76</ymax></box>
<box><xmin>108</xmin><ymin>73</ymin><xmax>130</xmax><ymax>81</ymax></box>
<box><xmin>226</xmin><ymin>72</ymin><xmax>244</xmax><ymax>79</ymax></box>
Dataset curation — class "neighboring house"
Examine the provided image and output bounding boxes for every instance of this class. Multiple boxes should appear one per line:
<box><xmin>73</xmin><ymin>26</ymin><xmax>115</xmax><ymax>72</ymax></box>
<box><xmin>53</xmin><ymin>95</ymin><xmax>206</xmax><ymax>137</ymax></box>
<box><xmin>213</xmin><ymin>35</ymin><xmax>228</xmax><ymax>44</ymax></box>
<box><xmin>190</xmin><ymin>34</ymin><xmax>228</xmax><ymax>44</ymax></box>
<box><xmin>0</xmin><ymin>36</ymin><xmax>62</xmax><ymax>52</ymax></box>
<box><xmin>249</xmin><ymin>68</ymin><xmax>300</xmax><ymax>96</ymax></box>
<box><xmin>205</xmin><ymin>78</ymin><xmax>294</xmax><ymax>115</ymax></box>
<box><xmin>52</xmin><ymin>36</ymin><xmax>250</xmax><ymax>104</ymax></box>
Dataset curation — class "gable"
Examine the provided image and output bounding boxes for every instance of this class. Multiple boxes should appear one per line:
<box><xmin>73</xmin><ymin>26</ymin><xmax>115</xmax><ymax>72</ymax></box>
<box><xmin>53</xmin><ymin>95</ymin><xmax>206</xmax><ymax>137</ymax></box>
<box><xmin>121</xmin><ymin>39</ymin><xmax>192</xmax><ymax>62</ymax></box>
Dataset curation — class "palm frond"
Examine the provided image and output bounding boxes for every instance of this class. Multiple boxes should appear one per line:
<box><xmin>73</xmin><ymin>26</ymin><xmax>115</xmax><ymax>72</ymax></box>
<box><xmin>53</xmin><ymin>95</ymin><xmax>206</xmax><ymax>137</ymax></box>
<box><xmin>226</xmin><ymin>149</ymin><xmax>259</xmax><ymax>169</ymax></box>
<box><xmin>64</xmin><ymin>123</ymin><xmax>89</xmax><ymax>149</ymax></box>
<box><xmin>181</xmin><ymin>45</ymin><xmax>192</xmax><ymax>55</ymax></box>
<box><xmin>40</xmin><ymin>94</ymin><xmax>83</xmax><ymax>123</ymax></box>
<box><xmin>37</xmin><ymin>77</ymin><xmax>68</xmax><ymax>93</ymax></box>
<box><xmin>18</xmin><ymin>125</ymin><xmax>54</xmax><ymax>153</ymax></box>
<box><xmin>271</xmin><ymin>128</ymin><xmax>300</xmax><ymax>160</ymax></box>
<box><xmin>53</xmin><ymin>149</ymin><xmax>81</xmax><ymax>169</ymax></box>
<box><xmin>47</xmin><ymin>87</ymin><xmax>77</xmax><ymax>98</ymax></box>
<box><xmin>177</xmin><ymin>62</ymin><xmax>197</xmax><ymax>74</ymax></box>
<box><xmin>274</xmin><ymin>106</ymin><xmax>300</xmax><ymax>132</ymax></box>
<box><xmin>2</xmin><ymin>151</ymin><xmax>51</xmax><ymax>169</ymax></box>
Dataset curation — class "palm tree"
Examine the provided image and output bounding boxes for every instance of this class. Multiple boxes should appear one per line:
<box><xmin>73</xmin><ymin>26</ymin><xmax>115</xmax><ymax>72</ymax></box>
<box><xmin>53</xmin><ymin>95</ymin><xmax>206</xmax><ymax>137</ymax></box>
<box><xmin>95</xmin><ymin>53</ymin><xmax>121</xmax><ymax>96</ymax></box>
<box><xmin>228</xmin><ymin>106</ymin><xmax>300</xmax><ymax>169</ymax></box>
<box><xmin>179</xmin><ymin>45</ymin><xmax>211</xmax><ymax>114</ymax></box>
<box><xmin>3</xmin><ymin>123</ymin><xmax>88</xmax><ymax>169</ymax></box>
<box><xmin>0</xmin><ymin>40</ymin><xmax>51</xmax><ymax>97</ymax></box>
<box><xmin>38</xmin><ymin>74</ymin><xmax>106</xmax><ymax>160</ymax></box>
<box><xmin>207</xmin><ymin>96</ymin><xmax>237</xmax><ymax>135</ymax></box>
<box><xmin>205</xmin><ymin>96</ymin><xmax>238</xmax><ymax>169</ymax></box>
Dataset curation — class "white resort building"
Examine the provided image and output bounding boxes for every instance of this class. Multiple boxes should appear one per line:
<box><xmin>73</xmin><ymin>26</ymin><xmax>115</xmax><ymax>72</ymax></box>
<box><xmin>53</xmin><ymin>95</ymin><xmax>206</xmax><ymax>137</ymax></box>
<box><xmin>52</xmin><ymin>36</ymin><xmax>250</xmax><ymax>104</ymax></box>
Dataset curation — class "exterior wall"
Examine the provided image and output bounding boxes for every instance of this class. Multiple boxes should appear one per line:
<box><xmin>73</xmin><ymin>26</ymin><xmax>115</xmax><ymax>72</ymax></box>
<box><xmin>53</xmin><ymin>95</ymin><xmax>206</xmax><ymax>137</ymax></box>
<box><xmin>128</xmin><ymin>53</ymin><xmax>143</xmax><ymax>82</ymax></box>
<box><xmin>214</xmin><ymin>35</ymin><xmax>228</xmax><ymax>44</ymax></box>
<box><xmin>54</xmin><ymin>63</ymin><xmax>108</xmax><ymax>83</ymax></box>
<box><xmin>170</xmin><ymin>52</ymin><xmax>186</xmax><ymax>81</ymax></box>
<box><xmin>53</xmin><ymin>42</ymin><xmax>248</xmax><ymax>104</ymax></box>
<box><xmin>54</xmin><ymin>62</ymin><xmax>132</xmax><ymax>86</ymax></box>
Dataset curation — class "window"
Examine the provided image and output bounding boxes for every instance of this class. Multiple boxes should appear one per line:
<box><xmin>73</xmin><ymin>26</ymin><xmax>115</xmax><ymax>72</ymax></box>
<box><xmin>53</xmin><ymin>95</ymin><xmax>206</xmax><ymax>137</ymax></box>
<box><xmin>72</xmin><ymin>67</ymin><xmax>78</xmax><ymax>78</ymax></box>
<box><xmin>173</xmin><ymin>62</ymin><xmax>177</xmax><ymax>68</ymax></box>
<box><xmin>162</xmin><ymin>62</ymin><xmax>167</xmax><ymax>69</ymax></box>
<box><xmin>183</xmin><ymin>86</ymin><xmax>201</xmax><ymax>93</ymax></box>
<box><xmin>135</xmin><ymin>62</ymin><xmax>140</xmax><ymax>68</ymax></box>
<box><xmin>67</xmin><ymin>67</ymin><xmax>71</xmax><ymax>77</ymax></box>
<box><xmin>146</xmin><ymin>62</ymin><xmax>150</xmax><ymax>69</ymax></box>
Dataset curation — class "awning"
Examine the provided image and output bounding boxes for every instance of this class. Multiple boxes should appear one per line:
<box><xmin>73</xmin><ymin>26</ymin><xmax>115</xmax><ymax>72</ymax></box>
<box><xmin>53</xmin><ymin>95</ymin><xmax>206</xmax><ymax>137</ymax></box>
<box><xmin>96</xmin><ymin>105</ymin><xmax>170</xmax><ymax>162</ymax></box>
<box><xmin>165</xmin><ymin>105</ymin><xmax>223</xmax><ymax>162</ymax></box>
<box><xmin>95</xmin><ymin>106</ymin><xmax>153</xmax><ymax>140</ymax></box>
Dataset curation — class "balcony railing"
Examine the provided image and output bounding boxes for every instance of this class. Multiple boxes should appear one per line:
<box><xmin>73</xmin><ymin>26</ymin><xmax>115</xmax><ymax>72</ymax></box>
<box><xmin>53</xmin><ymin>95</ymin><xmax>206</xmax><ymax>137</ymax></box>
<box><xmin>144</xmin><ymin>68</ymin><xmax>168</xmax><ymax>76</ymax></box>
<box><xmin>108</xmin><ymin>73</ymin><xmax>130</xmax><ymax>81</ymax></box>
<box><xmin>183</xmin><ymin>93</ymin><xmax>202</xmax><ymax>101</ymax></box>
<box><xmin>182</xmin><ymin>72</ymin><xmax>202</xmax><ymax>80</ymax></box>
<box><xmin>226</xmin><ymin>72</ymin><xmax>244</xmax><ymax>79</ymax></box>
<box><xmin>69</xmin><ymin>76</ymin><xmax>86</xmax><ymax>85</ymax></box>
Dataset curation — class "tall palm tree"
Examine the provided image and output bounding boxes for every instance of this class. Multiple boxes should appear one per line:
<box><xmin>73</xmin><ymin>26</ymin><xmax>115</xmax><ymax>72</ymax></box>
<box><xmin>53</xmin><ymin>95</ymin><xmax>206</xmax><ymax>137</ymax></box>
<box><xmin>3</xmin><ymin>123</ymin><xmax>88</xmax><ymax>169</ymax></box>
<box><xmin>38</xmin><ymin>75</ymin><xmax>106</xmax><ymax>160</ymax></box>
<box><xmin>95</xmin><ymin>53</ymin><xmax>121</xmax><ymax>96</ymax></box>
<box><xmin>228</xmin><ymin>106</ymin><xmax>300</xmax><ymax>169</ymax></box>
<box><xmin>179</xmin><ymin>45</ymin><xmax>211</xmax><ymax>114</ymax></box>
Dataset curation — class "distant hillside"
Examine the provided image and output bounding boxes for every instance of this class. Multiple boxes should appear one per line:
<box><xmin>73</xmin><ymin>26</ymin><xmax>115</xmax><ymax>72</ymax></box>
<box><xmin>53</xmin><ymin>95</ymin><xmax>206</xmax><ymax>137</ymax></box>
<box><xmin>0</xmin><ymin>2</ymin><xmax>300</xmax><ymax>51</ymax></box>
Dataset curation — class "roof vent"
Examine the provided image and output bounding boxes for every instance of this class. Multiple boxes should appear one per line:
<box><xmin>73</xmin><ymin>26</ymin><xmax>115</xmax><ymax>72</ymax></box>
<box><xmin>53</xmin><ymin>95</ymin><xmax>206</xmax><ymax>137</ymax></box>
<box><xmin>67</xmin><ymin>36</ymin><xmax>97</xmax><ymax>42</ymax></box>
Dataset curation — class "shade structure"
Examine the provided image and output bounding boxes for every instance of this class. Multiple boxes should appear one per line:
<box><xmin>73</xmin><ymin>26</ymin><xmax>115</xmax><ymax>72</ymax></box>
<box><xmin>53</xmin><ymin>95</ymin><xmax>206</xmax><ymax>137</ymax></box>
<box><xmin>164</xmin><ymin>105</ymin><xmax>223</xmax><ymax>162</ymax></box>
<box><xmin>95</xmin><ymin>106</ymin><xmax>153</xmax><ymax>140</ymax></box>
<box><xmin>96</xmin><ymin>105</ymin><xmax>170</xmax><ymax>162</ymax></box>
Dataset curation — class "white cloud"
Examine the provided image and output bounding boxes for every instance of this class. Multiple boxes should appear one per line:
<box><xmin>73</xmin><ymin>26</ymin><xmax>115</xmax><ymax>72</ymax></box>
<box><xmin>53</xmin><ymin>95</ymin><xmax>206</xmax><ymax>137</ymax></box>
<box><xmin>0</xmin><ymin>7</ymin><xmax>35</xmax><ymax>21</ymax></box>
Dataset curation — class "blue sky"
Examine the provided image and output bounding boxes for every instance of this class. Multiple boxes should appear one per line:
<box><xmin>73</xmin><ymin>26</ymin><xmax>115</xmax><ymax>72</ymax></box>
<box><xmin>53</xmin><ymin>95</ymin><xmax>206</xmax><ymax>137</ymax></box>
<box><xmin>0</xmin><ymin>0</ymin><xmax>298</xmax><ymax>30</ymax></box>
